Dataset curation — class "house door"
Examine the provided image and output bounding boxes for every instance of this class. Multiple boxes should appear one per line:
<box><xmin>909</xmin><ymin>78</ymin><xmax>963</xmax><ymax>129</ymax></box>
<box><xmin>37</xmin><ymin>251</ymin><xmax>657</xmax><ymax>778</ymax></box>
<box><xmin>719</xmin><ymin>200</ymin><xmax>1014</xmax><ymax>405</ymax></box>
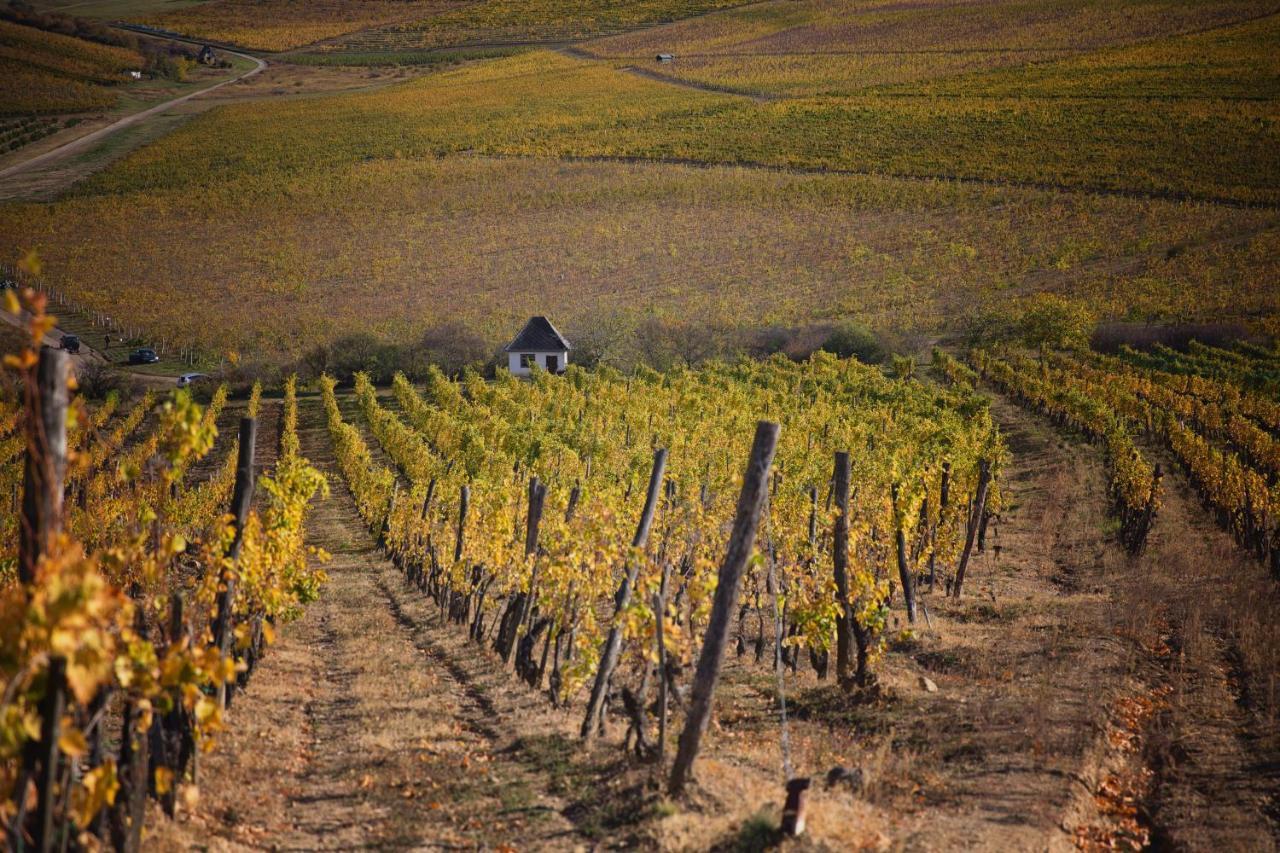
<box><xmin>546</xmin><ymin>354</ymin><xmax>559</xmax><ymax>373</ymax></box>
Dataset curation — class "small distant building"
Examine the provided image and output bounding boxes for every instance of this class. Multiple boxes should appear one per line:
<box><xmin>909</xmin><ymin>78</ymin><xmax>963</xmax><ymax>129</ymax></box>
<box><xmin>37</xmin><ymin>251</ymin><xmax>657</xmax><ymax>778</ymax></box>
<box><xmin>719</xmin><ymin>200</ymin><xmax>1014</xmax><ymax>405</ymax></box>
<box><xmin>504</xmin><ymin>316</ymin><xmax>571</xmax><ymax>377</ymax></box>
<box><xmin>197</xmin><ymin>45</ymin><xmax>218</xmax><ymax>66</ymax></box>
<box><xmin>126</xmin><ymin>70</ymin><xmax>143</xmax><ymax>80</ymax></box>
<box><xmin>656</xmin><ymin>53</ymin><xmax>674</xmax><ymax>63</ymax></box>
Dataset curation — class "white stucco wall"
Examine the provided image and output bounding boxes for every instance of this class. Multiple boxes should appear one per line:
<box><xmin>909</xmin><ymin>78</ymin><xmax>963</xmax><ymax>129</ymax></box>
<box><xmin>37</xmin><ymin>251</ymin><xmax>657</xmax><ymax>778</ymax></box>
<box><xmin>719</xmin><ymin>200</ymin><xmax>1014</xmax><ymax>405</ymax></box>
<box><xmin>508</xmin><ymin>350</ymin><xmax>570</xmax><ymax>376</ymax></box>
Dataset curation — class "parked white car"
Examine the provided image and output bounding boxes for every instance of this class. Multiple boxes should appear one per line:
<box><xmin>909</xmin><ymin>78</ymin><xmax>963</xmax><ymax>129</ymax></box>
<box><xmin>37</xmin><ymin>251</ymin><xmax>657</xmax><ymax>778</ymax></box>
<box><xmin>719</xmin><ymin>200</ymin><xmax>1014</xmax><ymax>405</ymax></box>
<box><xmin>177</xmin><ymin>373</ymin><xmax>208</xmax><ymax>388</ymax></box>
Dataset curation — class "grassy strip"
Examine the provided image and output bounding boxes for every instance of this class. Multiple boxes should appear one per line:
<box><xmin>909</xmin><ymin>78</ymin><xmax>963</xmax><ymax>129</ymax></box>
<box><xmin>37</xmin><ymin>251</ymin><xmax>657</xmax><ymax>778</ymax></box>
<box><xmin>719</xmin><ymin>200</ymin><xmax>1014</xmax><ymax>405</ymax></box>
<box><xmin>283</xmin><ymin>45</ymin><xmax>525</xmax><ymax>67</ymax></box>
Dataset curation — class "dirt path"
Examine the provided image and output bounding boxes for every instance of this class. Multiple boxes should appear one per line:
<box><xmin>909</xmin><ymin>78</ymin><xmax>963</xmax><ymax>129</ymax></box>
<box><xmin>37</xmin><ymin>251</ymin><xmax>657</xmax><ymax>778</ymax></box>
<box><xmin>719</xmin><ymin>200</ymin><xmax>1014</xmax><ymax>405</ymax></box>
<box><xmin>0</xmin><ymin>44</ymin><xmax>264</xmax><ymax>185</ymax></box>
<box><xmin>151</xmin><ymin>394</ymin><xmax>587</xmax><ymax>850</ymax></box>
<box><xmin>866</xmin><ymin>393</ymin><xmax>1133</xmax><ymax>849</ymax></box>
<box><xmin>1127</xmin><ymin>447</ymin><xmax>1280</xmax><ymax>850</ymax></box>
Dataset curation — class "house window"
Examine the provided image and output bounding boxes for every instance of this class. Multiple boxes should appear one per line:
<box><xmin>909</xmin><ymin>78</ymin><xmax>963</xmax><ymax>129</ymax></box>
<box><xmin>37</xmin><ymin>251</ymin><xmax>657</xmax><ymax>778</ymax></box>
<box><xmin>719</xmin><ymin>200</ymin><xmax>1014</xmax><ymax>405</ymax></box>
<box><xmin>520</xmin><ymin>353</ymin><xmax>536</xmax><ymax>368</ymax></box>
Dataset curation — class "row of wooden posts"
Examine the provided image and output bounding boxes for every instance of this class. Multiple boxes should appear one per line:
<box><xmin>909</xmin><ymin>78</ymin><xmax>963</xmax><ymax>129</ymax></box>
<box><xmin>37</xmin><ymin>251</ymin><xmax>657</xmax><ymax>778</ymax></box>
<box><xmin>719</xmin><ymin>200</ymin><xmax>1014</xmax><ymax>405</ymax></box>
<box><xmin>383</xmin><ymin>410</ymin><xmax>993</xmax><ymax>834</ymax></box>
<box><xmin>9</xmin><ymin>346</ymin><xmax>258</xmax><ymax>851</ymax></box>
<box><xmin>388</xmin><ymin>422</ymin><xmax>783</xmax><ymax>803</ymax></box>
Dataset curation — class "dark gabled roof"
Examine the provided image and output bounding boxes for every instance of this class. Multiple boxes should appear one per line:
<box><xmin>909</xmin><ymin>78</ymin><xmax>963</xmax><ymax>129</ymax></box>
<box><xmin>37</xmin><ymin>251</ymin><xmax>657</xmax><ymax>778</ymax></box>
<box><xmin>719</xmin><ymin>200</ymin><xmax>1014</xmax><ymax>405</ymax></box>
<box><xmin>504</xmin><ymin>316</ymin><xmax>571</xmax><ymax>352</ymax></box>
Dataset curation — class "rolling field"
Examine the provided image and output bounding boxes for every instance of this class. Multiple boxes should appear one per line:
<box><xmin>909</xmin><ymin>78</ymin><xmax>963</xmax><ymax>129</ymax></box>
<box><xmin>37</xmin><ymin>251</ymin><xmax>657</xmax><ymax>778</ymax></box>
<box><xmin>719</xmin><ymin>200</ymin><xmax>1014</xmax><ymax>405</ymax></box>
<box><xmin>586</xmin><ymin>0</ymin><xmax>1280</xmax><ymax>95</ymax></box>
<box><xmin>1</xmin><ymin>25</ymin><xmax>1277</xmax><ymax>362</ymax></box>
<box><xmin>0</xmin><ymin>19</ymin><xmax>145</xmax><ymax>114</ymax></box>
<box><xmin>25</xmin><ymin>0</ymin><xmax>209</xmax><ymax>19</ymax></box>
<box><xmin>25</xmin><ymin>38</ymin><xmax>1280</xmax><ymax>202</ymax></box>
<box><xmin>308</xmin><ymin>0</ymin><xmax>750</xmax><ymax>54</ymax></box>
<box><xmin>3</xmin><ymin>154</ymin><xmax>1277</xmax><ymax>359</ymax></box>
<box><xmin>142</xmin><ymin>0</ymin><xmax>754</xmax><ymax>53</ymax></box>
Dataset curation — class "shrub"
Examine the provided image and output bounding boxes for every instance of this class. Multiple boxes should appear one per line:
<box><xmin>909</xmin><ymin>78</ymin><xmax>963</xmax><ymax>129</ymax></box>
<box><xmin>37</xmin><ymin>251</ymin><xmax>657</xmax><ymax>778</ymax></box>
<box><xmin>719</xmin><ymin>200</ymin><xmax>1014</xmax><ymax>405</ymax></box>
<box><xmin>405</xmin><ymin>322</ymin><xmax>491</xmax><ymax>378</ymax></box>
<box><xmin>300</xmin><ymin>333</ymin><xmax>400</xmax><ymax>384</ymax></box>
<box><xmin>1017</xmin><ymin>293</ymin><xmax>1096</xmax><ymax>351</ymax></box>
<box><xmin>821</xmin><ymin>322</ymin><xmax>885</xmax><ymax>364</ymax></box>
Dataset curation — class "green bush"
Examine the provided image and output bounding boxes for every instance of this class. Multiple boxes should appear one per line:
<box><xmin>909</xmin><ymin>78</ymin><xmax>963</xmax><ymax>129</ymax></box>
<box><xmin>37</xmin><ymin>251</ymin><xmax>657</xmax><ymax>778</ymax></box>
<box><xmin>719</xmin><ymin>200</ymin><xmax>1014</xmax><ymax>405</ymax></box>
<box><xmin>820</xmin><ymin>322</ymin><xmax>885</xmax><ymax>364</ymax></box>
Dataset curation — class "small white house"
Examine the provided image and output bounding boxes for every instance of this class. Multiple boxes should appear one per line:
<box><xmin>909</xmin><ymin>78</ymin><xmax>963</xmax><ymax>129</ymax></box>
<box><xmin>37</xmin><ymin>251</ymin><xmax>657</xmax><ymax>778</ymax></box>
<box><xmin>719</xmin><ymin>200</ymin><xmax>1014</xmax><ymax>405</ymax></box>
<box><xmin>505</xmin><ymin>316</ymin><xmax>571</xmax><ymax>376</ymax></box>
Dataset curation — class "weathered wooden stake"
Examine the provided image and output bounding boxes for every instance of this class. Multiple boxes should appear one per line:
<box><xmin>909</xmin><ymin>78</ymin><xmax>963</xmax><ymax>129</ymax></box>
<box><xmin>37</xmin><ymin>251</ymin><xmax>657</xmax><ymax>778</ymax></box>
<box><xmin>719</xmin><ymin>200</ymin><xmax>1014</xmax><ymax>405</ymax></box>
<box><xmin>214</xmin><ymin>418</ymin><xmax>256</xmax><ymax>710</ymax></box>
<box><xmin>952</xmin><ymin>459</ymin><xmax>992</xmax><ymax>599</ymax></box>
<box><xmin>32</xmin><ymin>656</ymin><xmax>67</xmax><ymax>853</ymax></box>
<box><xmin>454</xmin><ymin>484</ymin><xmax>469</xmax><ymax>564</ymax></box>
<box><xmin>780</xmin><ymin>777</ymin><xmax>812</xmax><ymax>836</ymax></box>
<box><xmin>668</xmin><ymin>421</ymin><xmax>779</xmax><ymax>795</ymax></box>
<box><xmin>581</xmin><ymin>447</ymin><xmax>668</xmax><ymax>740</ymax></box>
<box><xmin>19</xmin><ymin>346</ymin><xmax>69</xmax><ymax>585</ymax></box>
<box><xmin>892</xmin><ymin>483</ymin><xmax>918</xmax><ymax>623</ymax></box>
<box><xmin>653</xmin><ymin>591</ymin><xmax>668</xmax><ymax>766</ymax></box>
<box><xmin>928</xmin><ymin>461</ymin><xmax>950</xmax><ymax>590</ymax></box>
<box><xmin>832</xmin><ymin>452</ymin><xmax>855</xmax><ymax>687</ymax></box>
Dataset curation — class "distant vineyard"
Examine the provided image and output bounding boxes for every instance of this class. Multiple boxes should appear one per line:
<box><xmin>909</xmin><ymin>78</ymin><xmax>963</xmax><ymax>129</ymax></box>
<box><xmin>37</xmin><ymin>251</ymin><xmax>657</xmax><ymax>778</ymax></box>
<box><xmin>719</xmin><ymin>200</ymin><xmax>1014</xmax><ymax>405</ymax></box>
<box><xmin>4</xmin><ymin>150</ymin><xmax>1275</xmax><ymax>364</ymax></box>
<box><xmin>0</xmin><ymin>20</ymin><xmax>142</xmax><ymax>114</ymax></box>
<box><xmin>63</xmin><ymin>46</ymin><xmax>1280</xmax><ymax>204</ymax></box>
<box><xmin>143</xmin><ymin>0</ymin><xmax>471</xmax><ymax>52</ymax></box>
<box><xmin>586</xmin><ymin>0</ymin><xmax>1278</xmax><ymax>98</ymax></box>
<box><xmin>0</xmin><ymin>116</ymin><xmax>66</xmax><ymax>151</ymax></box>
<box><xmin>312</xmin><ymin>0</ymin><xmax>749</xmax><ymax>54</ymax></box>
<box><xmin>0</xmin><ymin>20</ymin><xmax>141</xmax><ymax>83</ymax></box>
<box><xmin>146</xmin><ymin>0</ymin><xmax>748</xmax><ymax>53</ymax></box>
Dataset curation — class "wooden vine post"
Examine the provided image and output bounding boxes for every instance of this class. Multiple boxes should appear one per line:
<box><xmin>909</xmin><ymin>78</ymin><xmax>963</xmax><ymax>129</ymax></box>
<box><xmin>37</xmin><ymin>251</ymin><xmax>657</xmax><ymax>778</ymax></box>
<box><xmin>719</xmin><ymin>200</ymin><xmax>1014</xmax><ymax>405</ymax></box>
<box><xmin>581</xmin><ymin>447</ymin><xmax>668</xmax><ymax>740</ymax></box>
<box><xmin>653</xmin><ymin>591</ymin><xmax>668</xmax><ymax>766</ymax></box>
<box><xmin>952</xmin><ymin>459</ymin><xmax>992</xmax><ymax>599</ymax></box>
<box><xmin>18</xmin><ymin>346</ymin><xmax>69</xmax><ymax>585</ymax></box>
<box><xmin>214</xmin><ymin>417</ymin><xmax>256</xmax><ymax>710</ymax></box>
<box><xmin>13</xmin><ymin>347</ymin><xmax>70</xmax><ymax>852</ymax></box>
<box><xmin>831</xmin><ymin>451</ymin><xmax>855</xmax><ymax>687</ymax></box>
<box><xmin>500</xmin><ymin>477</ymin><xmax>546</xmax><ymax>663</ymax></box>
<box><xmin>32</xmin><ymin>657</ymin><xmax>67</xmax><ymax>853</ymax></box>
<box><xmin>928</xmin><ymin>461</ymin><xmax>950</xmax><ymax>590</ymax></box>
<box><xmin>669</xmin><ymin>421</ymin><xmax>779</xmax><ymax>796</ymax></box>
<box><xmin>893</xmin><ymin>482</ymin><xmax>918</xmax><ymax>624</ymax></box>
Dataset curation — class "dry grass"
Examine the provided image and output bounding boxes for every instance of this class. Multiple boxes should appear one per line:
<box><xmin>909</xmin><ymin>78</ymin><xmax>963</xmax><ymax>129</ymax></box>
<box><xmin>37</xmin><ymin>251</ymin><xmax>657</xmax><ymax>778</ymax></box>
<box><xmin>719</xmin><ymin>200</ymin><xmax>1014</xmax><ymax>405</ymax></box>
<box><xmin>1108</xmin><ymin>461</ymin><xmax>1280</xmax><ymax>849</ymax></box>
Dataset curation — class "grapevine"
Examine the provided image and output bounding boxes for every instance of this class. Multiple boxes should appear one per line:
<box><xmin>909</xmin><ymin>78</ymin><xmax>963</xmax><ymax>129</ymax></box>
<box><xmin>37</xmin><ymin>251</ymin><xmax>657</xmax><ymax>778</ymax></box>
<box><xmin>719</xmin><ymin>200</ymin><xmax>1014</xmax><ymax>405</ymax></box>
<box><xmin>1</xmin><ymin>293</ymin><xmax>327</xmax><ymax>845</ymax></box>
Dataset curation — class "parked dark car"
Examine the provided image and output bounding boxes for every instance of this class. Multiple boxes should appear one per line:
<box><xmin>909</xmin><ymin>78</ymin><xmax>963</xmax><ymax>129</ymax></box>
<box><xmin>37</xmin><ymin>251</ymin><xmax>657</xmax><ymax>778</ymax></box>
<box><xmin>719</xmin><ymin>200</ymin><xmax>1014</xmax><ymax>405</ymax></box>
<box><xmin>60</xmin><ymin>334</ymin><xmax>80</xmax><ymax>353</ymax></box>
<box><xmin>128</xmin><ymin>347</ymin><xmax>160</xmax><ymax>365</ymax></box>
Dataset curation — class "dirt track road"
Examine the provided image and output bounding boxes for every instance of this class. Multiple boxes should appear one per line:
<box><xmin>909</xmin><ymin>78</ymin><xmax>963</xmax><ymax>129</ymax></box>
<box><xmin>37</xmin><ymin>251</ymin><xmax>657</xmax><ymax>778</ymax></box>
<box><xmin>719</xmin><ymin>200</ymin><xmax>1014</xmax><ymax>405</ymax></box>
<box><xmin>0</xmin><ymin>45</ymin><xmax>265</xmax><ymax>184</ymax></box>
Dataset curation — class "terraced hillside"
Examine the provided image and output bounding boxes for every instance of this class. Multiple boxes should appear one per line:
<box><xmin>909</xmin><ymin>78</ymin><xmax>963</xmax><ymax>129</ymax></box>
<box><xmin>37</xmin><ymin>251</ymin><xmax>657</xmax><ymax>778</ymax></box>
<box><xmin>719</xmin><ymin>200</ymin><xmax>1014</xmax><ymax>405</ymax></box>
<box><xmin>0</xmin><ymin>18</ymin><xmax>144</xmax><ymax>114</ymax></box>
